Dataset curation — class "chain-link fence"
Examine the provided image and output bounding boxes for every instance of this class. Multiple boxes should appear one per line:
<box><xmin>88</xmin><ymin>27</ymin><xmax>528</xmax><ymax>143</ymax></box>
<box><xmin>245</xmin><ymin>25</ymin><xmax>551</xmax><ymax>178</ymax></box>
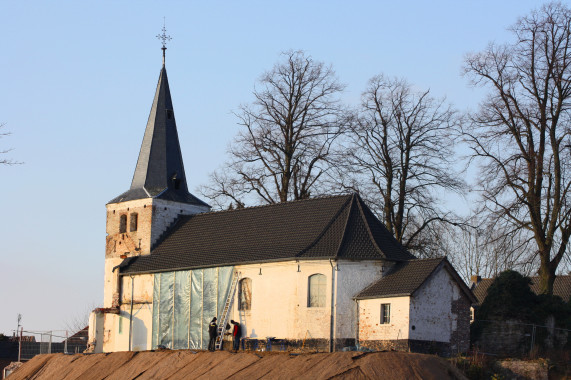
<box><xmin>1</xmin><ymin>329</ymin><xmax>88</xmax><ymax>362</ymax></box>
<box><xmin>471</xmin><ymin>319</ymin><xmax>570</xmax><ymax>357</ymax></box>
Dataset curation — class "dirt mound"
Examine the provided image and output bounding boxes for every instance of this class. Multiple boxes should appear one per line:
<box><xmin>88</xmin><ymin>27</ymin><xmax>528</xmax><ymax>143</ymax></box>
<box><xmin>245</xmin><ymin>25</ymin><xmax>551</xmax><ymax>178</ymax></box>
<box><xmin>7</xmin><ymin>350</ymin><xmax>466</xmax><ymax>379</ymax></box>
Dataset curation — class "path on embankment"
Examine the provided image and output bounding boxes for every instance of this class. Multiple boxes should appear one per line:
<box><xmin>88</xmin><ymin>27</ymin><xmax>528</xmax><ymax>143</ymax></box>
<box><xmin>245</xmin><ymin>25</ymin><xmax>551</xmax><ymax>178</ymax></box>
<box><xmin>7</xmin><ymin>350</ymin><xmax>467</xmax><ymax>379</ymax></box>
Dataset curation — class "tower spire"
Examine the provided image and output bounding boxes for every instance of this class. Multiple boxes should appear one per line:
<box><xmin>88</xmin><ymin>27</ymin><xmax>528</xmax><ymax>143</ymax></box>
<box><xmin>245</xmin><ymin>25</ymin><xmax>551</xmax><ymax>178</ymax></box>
<box><xmin>156</xmin><ymin>18</ymin><xmax>172</xmax><ymax>66</ymax></box>
<box><xmin>108</xmin><ymin>28</ymin><xmax>208</xmax><ymax>208</ymax></box>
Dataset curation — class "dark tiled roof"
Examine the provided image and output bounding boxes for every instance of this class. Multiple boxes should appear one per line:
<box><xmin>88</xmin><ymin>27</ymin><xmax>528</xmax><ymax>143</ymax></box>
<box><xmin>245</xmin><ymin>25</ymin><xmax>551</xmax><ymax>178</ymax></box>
<box><xmin>108</xmin><ymin>65</ymin><xmax>208</xmax><ymax>207</ymax></box>
<box><xmin>120</xmin><ymin>194</ymin><xmax>415</xmax><ymax>274</ymax></box>
<box><xmin>355</xmin><ymin>258</ymin><xmax>444</xmax><ymax>299</ymax></box>
<box><xmin>354</xmin><ymin>257</ymin><xmax>477</xmax><ymax>302</ymax></box>
<box><xmin>472</xmin><ymin>275</ymin><xmax>571</xmax><ymax>305</ymax></box>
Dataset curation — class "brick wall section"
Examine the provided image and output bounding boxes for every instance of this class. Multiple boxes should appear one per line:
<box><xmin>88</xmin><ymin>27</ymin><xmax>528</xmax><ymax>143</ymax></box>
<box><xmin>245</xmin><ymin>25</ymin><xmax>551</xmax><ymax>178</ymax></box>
<box><xmin>237</xmin><ymin>338</ymin><xmax>356</xmax><ymax>352</ymax></box>
<box><xmin>359</xmin><ymin>339</ymin><xmax>453</xmax><ymax>356</ymax></box>
<box><xmin>450</xmin><ymin>296</ymin><xmax>470</xmax><ymax>353</ymax></box>
<box><xmin>106</xmin><ymin>199</ymin><xmax>154</xmax><ymax>258</ymax></box>
<box><xmin>105</xmin><ymin>198</ymin><xmax>209</xmax><ymax>259</ymax></box>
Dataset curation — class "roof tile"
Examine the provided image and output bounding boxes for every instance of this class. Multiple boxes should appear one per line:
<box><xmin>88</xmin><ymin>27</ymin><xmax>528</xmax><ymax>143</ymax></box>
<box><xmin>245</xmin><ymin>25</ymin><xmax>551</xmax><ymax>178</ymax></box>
<box><xmin>120</xmin><ymin>194</ymin><xmax>415</xmax><ymax>274</ymax></box>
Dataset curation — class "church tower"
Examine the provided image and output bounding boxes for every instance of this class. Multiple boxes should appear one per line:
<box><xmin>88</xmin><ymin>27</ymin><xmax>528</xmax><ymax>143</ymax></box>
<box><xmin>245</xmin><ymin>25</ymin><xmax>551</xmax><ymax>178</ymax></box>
<box><xmin>103</xmin><ymin>43</ymin><xmax>210</xmax><ymax>308</ymax></box>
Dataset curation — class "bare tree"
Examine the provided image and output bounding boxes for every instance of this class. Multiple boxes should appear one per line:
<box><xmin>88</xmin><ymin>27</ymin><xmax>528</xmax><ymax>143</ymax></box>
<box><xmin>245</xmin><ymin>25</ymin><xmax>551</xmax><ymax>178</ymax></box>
<box><xmin>64</xmin><ymin>303</ymin><xmax>97</xmax><ymax>334</ymax></box>
<box><xmin>463</xmin><ymin>2</ymin><xmax>571</xmax><ymax>294</ymax></box>
<box><xmin>0</xmin><ymin>123</ymin><xmax>19</xmax><ymax>165</ymax></box>
<box><xmin>340</xmin><ymin>75</ymin><xmax>463</xmax><ymax>256</ymax></box>
<box><xmin>445</xmin><ymin>219</ymin><xmax>537</xmax><ymax>282</ymax></box>
<box><xmin>202</xmin><ymin>51</ymin><xmax>347</xmax><ymax>207</ymax></box>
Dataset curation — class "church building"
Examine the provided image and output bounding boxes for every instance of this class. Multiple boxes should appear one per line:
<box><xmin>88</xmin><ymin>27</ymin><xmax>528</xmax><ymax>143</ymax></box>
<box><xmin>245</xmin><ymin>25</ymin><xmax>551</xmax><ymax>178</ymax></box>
<box><xmin>87</xmin><ymin>47</ymin><xmax>476</xmax><ymax>356</ymax></box>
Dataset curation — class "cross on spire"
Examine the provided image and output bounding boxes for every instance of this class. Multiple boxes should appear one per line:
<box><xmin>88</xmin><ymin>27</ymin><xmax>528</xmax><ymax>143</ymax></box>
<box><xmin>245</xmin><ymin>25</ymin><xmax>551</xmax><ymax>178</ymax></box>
<box><xmin>156</xmin><ymin>18</ymin><xmax>172</xmax><ymax>65</ymax></box>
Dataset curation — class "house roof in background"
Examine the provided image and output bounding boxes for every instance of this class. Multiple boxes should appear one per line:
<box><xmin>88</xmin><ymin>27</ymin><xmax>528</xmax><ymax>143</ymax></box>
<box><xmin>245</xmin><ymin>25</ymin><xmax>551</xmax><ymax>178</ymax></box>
<box><xmin>119</xmin><ymin>193</ymin><xmax>415</xmax><ymax>274</ymax></box>
<box><xmin>472</xmin><ymin>275</ymin><xmax>571</xmax><ymax>305</ymax></box>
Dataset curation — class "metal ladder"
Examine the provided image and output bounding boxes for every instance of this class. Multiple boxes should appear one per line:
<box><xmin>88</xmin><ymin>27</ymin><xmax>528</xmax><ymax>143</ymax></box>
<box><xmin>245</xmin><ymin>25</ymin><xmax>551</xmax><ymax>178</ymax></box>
<box><xmin>214</xmin><ymin>271</ymin><xmax>240</xmax><ymax>350</ymax></box>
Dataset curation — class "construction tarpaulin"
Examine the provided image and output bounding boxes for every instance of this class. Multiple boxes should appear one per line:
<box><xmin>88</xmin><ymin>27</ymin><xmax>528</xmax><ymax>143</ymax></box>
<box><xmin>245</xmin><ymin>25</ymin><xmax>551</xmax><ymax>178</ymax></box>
<box><xmin>151</xmin><ymin>267</ymin><xmax>234</xmax><ymax>350</ymax></box>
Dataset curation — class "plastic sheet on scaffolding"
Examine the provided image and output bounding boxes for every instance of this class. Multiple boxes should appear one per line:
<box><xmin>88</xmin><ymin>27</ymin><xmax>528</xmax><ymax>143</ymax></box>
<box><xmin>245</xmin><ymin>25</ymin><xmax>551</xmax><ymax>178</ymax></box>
<box><xmin>151</xmin><ymin>266</ymin><xmax>234</xmax><ymax>350</ymax></box>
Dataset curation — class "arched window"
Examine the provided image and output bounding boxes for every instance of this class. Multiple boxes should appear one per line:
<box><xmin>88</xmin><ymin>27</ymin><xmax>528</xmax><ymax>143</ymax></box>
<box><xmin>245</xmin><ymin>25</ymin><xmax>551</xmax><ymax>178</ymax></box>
<box><xmin>119</xmin><ymin>214</ymin><xmax>127</xmax><ymax>233</ymax></box>
<box><xmin>238</xmin><ymin>278</ymin><xmax>252</xmax><ymax>311</ymax></box>
<box><xmin>308</xmin><ymin>274</ymin><xmax>326</xmax><ymax>307</ymax></box>
<box><xmin>130</xmin><ymin>213</ymin><xmax>138</xmax><ymax>232</ymax></box>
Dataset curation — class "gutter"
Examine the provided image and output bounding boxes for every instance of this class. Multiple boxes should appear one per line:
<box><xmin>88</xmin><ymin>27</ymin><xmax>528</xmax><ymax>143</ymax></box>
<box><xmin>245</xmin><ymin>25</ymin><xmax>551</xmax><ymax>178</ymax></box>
<box><xmin>119</xmin><ymin>257</ymin><xmax>396</xmax><ymax>276</ymax></box>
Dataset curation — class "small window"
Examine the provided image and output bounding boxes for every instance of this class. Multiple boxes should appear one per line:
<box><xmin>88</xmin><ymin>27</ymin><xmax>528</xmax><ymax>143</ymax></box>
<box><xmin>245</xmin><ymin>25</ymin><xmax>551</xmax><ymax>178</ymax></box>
<box><xmin>171</xmin><ymin>172</ymin><xmax>181</xmax><ymax>190</ymax></box>
<box><xmin>381</xmin><ymin>303</ymin><xmax>391</xmax><ymax>324</ymax></box>
<box><xmin>166</xmin><ymin>109</ymin><xmax>173</xmax><ymax>119</ymax></box>
<box><xmin>308</xmin><ymin>274</ymin><xmax>326</xmax><ymax>307</ymax></box>
<box><xmin>130</xmin><ymin>213</ymin><xmax>138</xmax><ymax>232</ymax></box>
<box><xmin>238</xmin><ymin>278</ymin><xmax>252</xmax><ymax>311</ymax></box>
<box><xmin>119</xmin><ymin>214</ymin><xmax>127</xmax><ymax>233</ymax></box>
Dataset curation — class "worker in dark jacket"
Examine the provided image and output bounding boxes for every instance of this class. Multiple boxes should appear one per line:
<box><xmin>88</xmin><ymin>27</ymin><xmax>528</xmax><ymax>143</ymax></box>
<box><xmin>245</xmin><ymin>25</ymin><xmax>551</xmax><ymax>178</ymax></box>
<box><xmin>208</xmin><ymin>317</ymin><xmax>217</xmax><ymax>351</ymax></box>
<box><xmin>231</xmin><ymin>320</ymin><xmax>241</xmax><ymax>351</ymax></box>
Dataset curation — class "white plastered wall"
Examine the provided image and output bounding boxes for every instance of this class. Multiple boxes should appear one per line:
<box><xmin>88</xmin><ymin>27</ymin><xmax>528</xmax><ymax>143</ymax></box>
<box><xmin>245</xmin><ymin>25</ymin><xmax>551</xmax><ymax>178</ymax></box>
<box><xmin>358</xmin><ymin>297</ymin><xmax>410</xmax><ymax>341</ymax></box>
<box><xmin>333</xmin><ymin>261</ymin><xmax>388</xmax><ymax>340</ymax></box>
<box><xmin>101</xmin><ymin>274</ymin><xmax>154</xmax><ymax>352</ymax></box>
<box><xmin>232</xmin><ymin>261</ymin><xmax>332</xmax><ymax>341</ymax></box>
<box><xmin>231</xmin><ymin>259</ymin><xmax>387</xmax><ymax>342</ymax></box>
<box><xmin>409</xmin><ymin>267</ymin><xmax>461</xmax><ymax>343</ymax></box>
<box><xmin>98</xmin><ymin>259</ymin><xmax>390</xmax><ymax>352</ymax></box>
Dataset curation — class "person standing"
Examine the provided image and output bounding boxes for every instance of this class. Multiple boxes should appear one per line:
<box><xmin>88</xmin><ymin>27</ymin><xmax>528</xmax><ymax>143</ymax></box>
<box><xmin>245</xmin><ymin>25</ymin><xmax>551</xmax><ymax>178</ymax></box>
<box><xmin>208</xmin><ymin>317</ymin><xmax>217</xmax><ymax>351</ymax></box>
<box><xmin>231</xmin><ymin>320</ymin><xmax>241</xmax><ymax>352</ymax></box>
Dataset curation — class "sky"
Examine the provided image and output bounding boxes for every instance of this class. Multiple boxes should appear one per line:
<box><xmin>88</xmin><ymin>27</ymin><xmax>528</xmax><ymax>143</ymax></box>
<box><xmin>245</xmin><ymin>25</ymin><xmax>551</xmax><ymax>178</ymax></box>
<box><xmin>0</xmin><ymin>0</ymin><xmax>547</xmax><ymax>336</ymax></box>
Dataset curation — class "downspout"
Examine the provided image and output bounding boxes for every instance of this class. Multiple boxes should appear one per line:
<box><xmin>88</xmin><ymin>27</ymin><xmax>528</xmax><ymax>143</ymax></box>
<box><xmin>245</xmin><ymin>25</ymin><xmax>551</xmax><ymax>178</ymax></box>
<box><xmin>129</xmin><ymin>275</ymin><xmax>134</xmax><ymax>351</ymax></box>
<box><xmin>354</xmin><ymin>299</ymin><xmax>359</xmax><ymax>348</ymax></box>
<box><xmin>329</xmin><ymin>259</ymin><xmax>336</xmax><ymax>353</ymax></box>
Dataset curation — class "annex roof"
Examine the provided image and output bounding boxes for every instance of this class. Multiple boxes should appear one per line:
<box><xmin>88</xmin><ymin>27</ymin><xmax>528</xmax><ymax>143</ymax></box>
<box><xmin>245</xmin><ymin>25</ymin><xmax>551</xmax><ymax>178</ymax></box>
<box><xmin>354</xmin><ymin>257</ymin><xmax>477</xmax><ymax>303</ymax></box>
<box><xmin>472</xmin><ymin>275</ymin><xmax>571</xmax><ymax>305</ymax></box>
<box><xmin>108</xmin><ymin>64</ymin><xmax>208</xmax><ymax>207</ymax></box>
<box><xmin>119</xmin><ymin>193</ymin><xmax>415</xmax><ymax>274</ymax></box>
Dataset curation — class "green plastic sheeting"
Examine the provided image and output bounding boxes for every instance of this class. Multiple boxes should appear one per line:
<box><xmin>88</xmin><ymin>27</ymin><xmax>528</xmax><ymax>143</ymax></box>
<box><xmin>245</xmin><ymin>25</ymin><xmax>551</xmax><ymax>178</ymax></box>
<box><xmin>151</xmin><ymin>267</ymin><xmax>233</xmax><ymax>350</ymax></box>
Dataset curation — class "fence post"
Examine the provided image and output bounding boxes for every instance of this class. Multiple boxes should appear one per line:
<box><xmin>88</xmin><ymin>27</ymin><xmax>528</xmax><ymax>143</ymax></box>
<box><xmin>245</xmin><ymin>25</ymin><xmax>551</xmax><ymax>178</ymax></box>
<box><xmin>64</xmin><ymin>331</ymin><xmax>68</xmax><ymax>354</ymax></box>
<box><xmin>48</xmin><ymin>331</ymin><xmax>52</xmax><ymax>354</ymax></box>
<box><xmin>530</xmin><ymin>324</ymin><xmax>536</xmax><ymax>355</ymax></box>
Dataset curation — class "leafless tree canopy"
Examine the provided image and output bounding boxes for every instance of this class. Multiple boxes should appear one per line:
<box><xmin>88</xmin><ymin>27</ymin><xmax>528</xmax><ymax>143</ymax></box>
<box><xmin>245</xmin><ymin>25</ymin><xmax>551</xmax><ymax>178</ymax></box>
<box><xmin>0</xmin><ymin>123</ymin><xmax>19</xmax><ymax>165</ymax></box>
<box><xmin>203</xmin><ymin>51</ymin><xmax>347</xmax><ymax>208</ymax></box>
<box><xmin>463</xmin><ymin>2</ymin><xmax>571</xmax><ymax>294</ymax></box>
<box><xmin>339</xmin><ymin>75</ymin><xmax>463</xmax><ymax>256</ymax></box>
<box><xmin>445</xmin><ymin>218</ymin><xmax>538</xmax><ymax>282</ymax></box>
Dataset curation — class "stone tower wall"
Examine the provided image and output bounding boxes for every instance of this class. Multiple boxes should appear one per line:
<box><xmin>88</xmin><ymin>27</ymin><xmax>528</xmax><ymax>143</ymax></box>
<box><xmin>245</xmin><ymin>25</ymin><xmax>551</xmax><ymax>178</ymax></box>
<box><xmin>103</xmin><ymin>198</ymin><xmax>209</xmax><ymax>307</ymax></box>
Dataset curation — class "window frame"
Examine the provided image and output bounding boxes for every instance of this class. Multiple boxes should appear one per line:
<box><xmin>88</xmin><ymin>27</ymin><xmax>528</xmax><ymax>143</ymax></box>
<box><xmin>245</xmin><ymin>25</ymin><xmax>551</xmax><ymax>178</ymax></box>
<box><xmin>307</xmin><ymin>273</ymin><xmax>327</xmax><ymax>308</ymax></box>
<box><xmin>119</xmin><ymin>214</ymin><xmax>127</xmax><ymax>233</ymax></box>
<box><xmin>380</xmin><ymin>303</ymin><xmax>391</xmax><ymax>324</ymax></box>
<box><xmin>130</xmin><ymin>212</ymin><xmax>138</xmax><ymax>232</ymax></box>
<box><xmin>238</xmin><ymin>278</ymin><xmax>252</xmax><ymax>311</ymax></box>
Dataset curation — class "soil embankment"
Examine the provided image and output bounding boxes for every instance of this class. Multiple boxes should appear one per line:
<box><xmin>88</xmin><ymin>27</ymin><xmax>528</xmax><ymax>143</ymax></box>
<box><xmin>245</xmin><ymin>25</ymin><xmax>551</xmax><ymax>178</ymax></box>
<box><xmin>7</xmin><ymin>350</ymin><xmax>467</xmax><ymax>379</ymax></box>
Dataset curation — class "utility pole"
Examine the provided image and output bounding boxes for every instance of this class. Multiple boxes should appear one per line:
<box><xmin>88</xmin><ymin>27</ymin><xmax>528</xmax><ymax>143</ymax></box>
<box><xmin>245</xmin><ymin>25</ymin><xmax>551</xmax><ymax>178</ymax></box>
<box><xmin>17</xmin><ymin>314</ymin><xmax>22</xmax><ymax>362</ymax></box>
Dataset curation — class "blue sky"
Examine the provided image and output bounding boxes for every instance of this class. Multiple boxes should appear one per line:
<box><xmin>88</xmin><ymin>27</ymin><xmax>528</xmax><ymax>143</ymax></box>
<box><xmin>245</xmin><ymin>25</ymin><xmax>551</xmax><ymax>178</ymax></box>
<box><xmin>0</xmin><ymin>0</ymin><xmax>544</xmax><ymax>334</ymax></box>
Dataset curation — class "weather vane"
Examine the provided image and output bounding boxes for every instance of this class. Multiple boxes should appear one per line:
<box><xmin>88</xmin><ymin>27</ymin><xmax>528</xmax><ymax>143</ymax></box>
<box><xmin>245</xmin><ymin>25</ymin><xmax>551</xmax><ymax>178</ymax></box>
<box><xmin>156</xmin><ymin>17</ymin><xmax>172</xmax><ymax>65</ymax></box>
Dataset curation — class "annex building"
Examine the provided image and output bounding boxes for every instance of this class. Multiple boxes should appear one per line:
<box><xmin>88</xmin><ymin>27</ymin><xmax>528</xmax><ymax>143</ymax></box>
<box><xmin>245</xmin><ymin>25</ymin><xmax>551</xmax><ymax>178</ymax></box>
<box><xmin>87</xmin><ymin>50</ymin><xmax>476</xmax><ymax>356</ymax></box>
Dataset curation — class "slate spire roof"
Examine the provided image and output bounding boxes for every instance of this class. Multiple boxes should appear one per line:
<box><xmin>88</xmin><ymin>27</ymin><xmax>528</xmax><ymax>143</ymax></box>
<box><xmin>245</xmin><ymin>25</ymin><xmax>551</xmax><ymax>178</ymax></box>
<box><xmin>109</xmin><ymin>61</ymin><xmax>208</xmax><ymax>206</ymax></box>
<box><xmin>119</xmin><ymin>193</ymin><xmax>416</xmax><ymax>274</ymax></box>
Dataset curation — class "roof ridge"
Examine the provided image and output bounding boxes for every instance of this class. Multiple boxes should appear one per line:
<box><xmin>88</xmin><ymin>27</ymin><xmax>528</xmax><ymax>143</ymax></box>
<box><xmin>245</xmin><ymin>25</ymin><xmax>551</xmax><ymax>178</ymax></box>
<box><xmin>353</xmin><ymin>195</ymin><xmax>387</xmax><ymax>259</ymax></box>
<box><xmin>186</xmin><ymin>193</ymin><xmax>354</xmax><ymax>218</ymax></box>
<box><xmin>296</xmin><ymin>195</ymin><xmax>354</xmax><ymax>257</ymax></box>
<box><xmin>333</xmin><ymin>194</ymin><xmax>356</xmax><ymax>258</ymax></box>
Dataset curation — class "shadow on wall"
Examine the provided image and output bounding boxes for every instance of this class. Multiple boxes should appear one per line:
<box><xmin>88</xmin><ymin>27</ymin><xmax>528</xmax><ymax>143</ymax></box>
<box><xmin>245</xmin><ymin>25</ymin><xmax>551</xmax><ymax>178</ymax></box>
<box><xmin>131</xmin><ymin>314</ymin><xmax>148</xmax><ymax>351</ymax></box>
